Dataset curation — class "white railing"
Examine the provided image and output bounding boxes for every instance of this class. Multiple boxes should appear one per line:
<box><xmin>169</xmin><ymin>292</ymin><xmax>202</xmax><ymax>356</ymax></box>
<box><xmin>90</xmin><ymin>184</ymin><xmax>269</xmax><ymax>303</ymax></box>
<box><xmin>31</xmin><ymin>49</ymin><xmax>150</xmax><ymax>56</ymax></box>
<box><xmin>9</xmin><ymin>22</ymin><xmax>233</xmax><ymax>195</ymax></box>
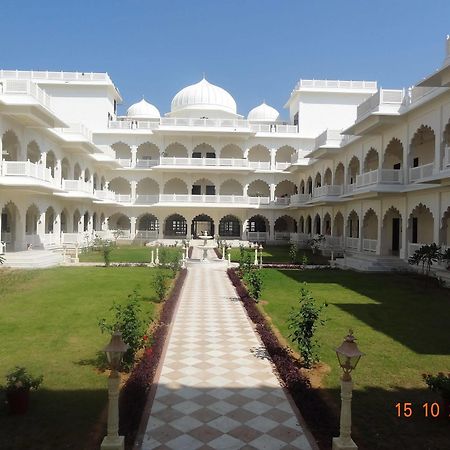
<box><xmin>0</xmin><ymin>70</ymin><xmax>111</xmax><ymax>83</ymax></box>
<box><xmin>312</xmin><ymin>185</ymin><xmax>343</xmax><ymax>198</ymax></box>
<box><xmin>94</xmin><ymin>189</ymin><xmax>116</xmax><ymax>201</ymax></box>
<box><xmin>248</xmin><ymin>161</ymin><xmax>271</xmax><ymax>170</ymax></box>
<box><xmin>408</xmin><ymin>86</ymin><xmax>441</xmax><ymax>105</ymax></box>
<box><xmin>62</xmin><ymin>179</ymin><xmax>93</xmax><ymax>194</ymax></box>
<box><xmin>115</xmin><ymin>194</ymin><xmax>131</xmax><ymax>203</ymax></box>
<box><xmin>290</xmin><ymin>193</ymin><xmax>311</xmax><ymax>205</ymax></box>
<box><xmin>42</xmin><ymin>233</ymin><xmax>58</xmax><ymax>247</ymax></box>
<box><xmin>275</xmin><ymin>162</ymin><xmax>291</xmax><ymax>170</ymax></box>
<box><xmin>160</xmin><ymin>117</ymin><xmax>249</xmax><ymax>128</ymax></box>
<box><xmin>1</xmin><ymin>160</ymin><xmax>54</xmax><ymax>183</ymax></box>
<box><xmin>295</xmin><ymin>79</ymin><xmax>377</xmax><ymax>91</ymax></box>
<box><xmin>314</xmin><ymin>129</ymin><xmax>343</xmax><ymax>149</ymax></box>
<box><xmin>247</xmin><ymin>231</ymin><xmax>268</xmax><ymax>241</ymax></box>
<box><xmin>135</xmin><ymin>195</ymin><xmax>159</xmax><ymax>204</ymax></box>
<box><xmin>346</xmin><ymin>237</ymin><xmax>360</xmax><ymax>249</ymax></box>
<box><xmin>409</xmin><ymin>163</ymin><xmax>434</xmax><ymax>182</ymax></box>
<box><xmin>290</xmin><ymin>232</ymin><xmax>311</xmax><ymax>244</ymax></box>
<box><xmin>344</xmin><ymin>184</ymin><xmax>356</xmax><ymax>194</ymax></box>
<box><xmin>135</xmin><ymin>230</ymin><xmax>158</xmax><ymax>240</ymax></box>
<box><xmin>117</xmin><ymin>158</ymin><xmax>132</xmax><ymax>167</ymax></box>
<box><xmin>135</xmin><ymin>159</ymin><xmax>159</xmax><ymax>168</ymax></box>
<box><xmin>250</xmin><ymin>124</ymin><xmax>298</xmax><ymax>133</ymax></box>
<box><xmin>154</xmin><ymin>194</ymin><xmax>271</xmax><ymax>205</ymax></box>
<box><xmin>356</xmin><ymin>89</ymin><xmax>404</xmax><ymax>121</ymax></box>
<box><xmin>0</xmin><ymin>79</ymin><xmax>52</xmax><ymax>110</ymax></box>
<box><xmin>56</xmin><ymin>122</ymin><xmax>92</xmax><ymax>142</ymax></box>
<box><xmin>273</xmin><ymin>197</ymin><xmax>291</xmax><ymax>205</ymax></box>
<box><xmin>275</xmin><ymin>231</ymin><xmax>291</xmax><ymax>240</ymax></box>
<box><xmin>61</xmin><ymin>232</ymin><xmax>84</xmax><ymax>244</ymax></box>
<box><xmin>159</xmin><ymin>157</ymin><xmax>248</xmax><ymax>167</ymax></box>
<box><xmin>363</xmin><ymin>238</ymin><xmax>377</xmax><ymax>252</ymax></box>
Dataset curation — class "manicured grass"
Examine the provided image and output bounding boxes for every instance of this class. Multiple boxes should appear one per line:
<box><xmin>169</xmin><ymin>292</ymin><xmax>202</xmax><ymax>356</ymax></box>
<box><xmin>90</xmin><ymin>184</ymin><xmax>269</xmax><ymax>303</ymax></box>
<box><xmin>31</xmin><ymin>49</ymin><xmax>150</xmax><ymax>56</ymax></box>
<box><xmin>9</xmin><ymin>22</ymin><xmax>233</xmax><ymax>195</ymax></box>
<box><xmin>259</xmin><ymin>269</ymin><xmax>450</xmax><ymax>450</ymax></box>
<box><xmin>79</xmin><ymin>245</ymin><xmax>183</xmax><ymax>263</ymax></box>
<box><xmin>0</xmin><ymin>267</ymin><xmax>167</xmax><ymax>450</ymax></box>
<box><xmin>229</xmin><ymin>245</ymin><xmax>328</xmax><ymax>264</ymax></box>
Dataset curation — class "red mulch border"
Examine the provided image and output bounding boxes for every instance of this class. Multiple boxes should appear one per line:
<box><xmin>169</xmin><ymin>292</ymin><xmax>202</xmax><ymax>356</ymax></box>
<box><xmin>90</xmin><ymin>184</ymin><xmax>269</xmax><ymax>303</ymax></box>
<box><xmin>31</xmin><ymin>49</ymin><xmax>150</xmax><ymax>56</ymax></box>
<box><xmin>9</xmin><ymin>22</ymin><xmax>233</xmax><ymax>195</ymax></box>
<box><xmin>118</xmin><ymin>268</ymin><xmax>188</xmax><ymax>448</ymax></box>
<box><xmin>227</xmin><ymin>268</ymin><xmax>337</xmax><ymax>449</ymax></box>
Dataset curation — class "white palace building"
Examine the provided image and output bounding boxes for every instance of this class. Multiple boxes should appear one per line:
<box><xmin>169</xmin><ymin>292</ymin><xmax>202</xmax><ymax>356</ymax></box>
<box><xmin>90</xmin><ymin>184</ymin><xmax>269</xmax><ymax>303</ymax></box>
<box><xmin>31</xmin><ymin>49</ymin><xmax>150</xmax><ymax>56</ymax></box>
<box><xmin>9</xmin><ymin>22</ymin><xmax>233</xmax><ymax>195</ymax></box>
<box><xmin>1</xmin><ymin>37</ymin><xmax>450</xmax><ymax>269</ymax></box>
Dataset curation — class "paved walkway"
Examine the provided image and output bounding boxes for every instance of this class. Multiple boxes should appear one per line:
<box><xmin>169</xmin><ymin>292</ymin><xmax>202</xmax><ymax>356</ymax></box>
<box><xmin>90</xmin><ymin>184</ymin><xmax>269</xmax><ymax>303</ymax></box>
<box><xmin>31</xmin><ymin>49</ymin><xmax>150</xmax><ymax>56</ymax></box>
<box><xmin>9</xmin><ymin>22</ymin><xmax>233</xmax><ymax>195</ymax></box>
<box><xmin>141</xmin><ymin>249</ymin><xmax>315</xmax><ymax>450</ymax></box>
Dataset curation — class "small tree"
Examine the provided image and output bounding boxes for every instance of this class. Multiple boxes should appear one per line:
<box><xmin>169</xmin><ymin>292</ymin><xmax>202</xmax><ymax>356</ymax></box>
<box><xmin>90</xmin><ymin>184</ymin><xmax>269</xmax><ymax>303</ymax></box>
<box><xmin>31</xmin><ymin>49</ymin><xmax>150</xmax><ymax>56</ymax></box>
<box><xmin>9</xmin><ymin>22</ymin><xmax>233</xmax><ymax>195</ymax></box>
<box><xmin>289</xmin><ymin>243</ymin><xmax>298</xmax><ymax>264</ymax></box>
<box><xmin>102</xmin><ymin>240</ymin><xmax>114</xmax><ymax>267</ymax></box>
<box><xmin>408</xmin><ymin>243</ymin><xmax>442</xmax><ymax>275</ymax></box>
<box><xmin>287</xmin><ymin>283</ymin><xmax>326</xmax><ymax>368</ymax></box>
<box><xmin>112</xmin><ymin>229</ymin><xmax>124</xmax><ymax>244</ymax></box>
<box><xmin>98</xmin><ymin>289</ymin><xmax>149</xmax><ymax>370</ymax></box>
<box><xmin>153</xmin><ymin>271</ymin><xmax>168</xmax><ymax>302</ymax></box>
<box><xmin>245</xmin><ymin>269</ymin><xmax>263</xmax><ymax>302</ymax></box>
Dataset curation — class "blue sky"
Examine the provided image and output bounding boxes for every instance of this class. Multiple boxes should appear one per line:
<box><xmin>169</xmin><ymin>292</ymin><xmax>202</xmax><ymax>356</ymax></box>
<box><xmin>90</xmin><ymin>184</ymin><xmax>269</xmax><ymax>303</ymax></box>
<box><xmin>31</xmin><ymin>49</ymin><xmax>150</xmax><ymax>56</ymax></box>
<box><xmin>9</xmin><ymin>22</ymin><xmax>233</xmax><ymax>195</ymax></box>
<box><xmin>2</xmin><ymin>0</ymin><xmax>450</xmax><ymax>119</ymax></box>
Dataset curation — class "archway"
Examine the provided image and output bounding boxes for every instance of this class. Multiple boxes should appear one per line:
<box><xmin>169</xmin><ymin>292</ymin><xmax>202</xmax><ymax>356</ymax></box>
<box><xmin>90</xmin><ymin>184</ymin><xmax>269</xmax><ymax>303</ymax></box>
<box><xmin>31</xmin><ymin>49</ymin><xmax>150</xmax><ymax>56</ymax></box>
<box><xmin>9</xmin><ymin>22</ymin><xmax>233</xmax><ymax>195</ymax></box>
<box><xmin>363</xmin><ymin>148</ymin><xmax>379</xmax><ymax>172</ymax></box>
<box><xmin>61</xmin><ymin>209</ymin><xmax>68</xmax><ymax>233</ymax></box>
<box><xmin>306</xmin><ymin>215</ymin><xmax>312</xmax><ymax>234</ymax></box>
<box><xmin>440</xmin><ymin>206</ymin><xmax>450</xmax><ymax>245</ymax></box>
<box><xmin>112</xmin><ymin>142</ymin><xmax>132</xmax><ymax>160</ymax></box>
<box><xmin>314</xmin><ymin>172</ymin><xmax>322</xmax><ymax>188</ymax></box>
<box><xmin>136</xmin><ymin>178</ymin><xmax>159</xmax><ymax>202</ymax></box>
<box><xmin>219</xmin><ymin>215</ymin><xmax>241</xmax><ymax>238</ymax></box>
<box><xmin>275</xmin><ymin>180</ymin><xmax>297</xmax><ymax>198</ymax></box>
<box><xmin>333</xmin><ymin>212</ymin><xmax>344</xmax><ymax>237</ymax></box>
<box><xmin>191</xmin><ymin>214</ymin><xmax>214</xmax><ymax>237</ymax></box>
<box><xmin>408</xmin><ymin>204</ymin><xmax>434</xmax><ymax>246</ymax></box>
<box><xmin>192</xmin><ymin>143</ymin><xmax>215</xmax><ymax>158</ymax></box>
<box><xmin>109</xmin><ymin>177</ymin><xmax>131</xmax><ymax>195</ymax></box>
<box><xmin>137</xmin><ymin>213</ymin><xmax>159</xmax><ymax>240</ymax></box>
<box><xmin>275</xmin><ymin>215</ymin><xmax>297</xmax><ymax>236</ymax></box>
<box><xmin>324</xmin><ymin>168</ymin><xmax>332</xmax><ymax>186</ymax></box>
<box><xmin>219</xmin><ymin>179</ymin><xmax>243</xmax><ymax>196</ymax></box>
<box><xmin>410</xmin><ymin>125</ymin><xmax>435</xmax><ymax>169</ymax></box>
<box><xmin>383</xmin><ymin>138</ymin><xmax>403</xmax><ymax>170</ymax></box>
<box><xmin>164</xmin><ymin>142</ymin><xmax>188</xmax><ymax>158</ymax></box>
<box><xmin>61</xmin><ymin>158</ymin><xmax>70</xmax><ymax>180</ymax></box>
<box><xmin>247</xmin><ymin>180</ymin><xmax>270</xmax><ymax>197</ymax></box>
<box><xmin>137</xmin><ymin>142</ymin><xmax>160</xmax><ymax>167</ymax></box>
<box><xmin>163</xmin><ymin>178</ymin><xmax>188</xmax><ymax>195</ymax></box>
<box><xmin>2</xmin><ymin>130</ymin><xmax>20</xmax><ymax>161</ymax></box>
<box><xmin>247</xmin><ymin>215</ymin><xmax>269</xmax><ymax>240</ymax></box>
<box><xmin>45</xmin><ymin>206</ymin><xmax>55</xmax><ymax>233</ymax></box>
<box><xmin>382</xmin><ymin>207</ymin><xmax>402</xmax><ymax>256</ymax></box>
<box><xmin>73</xmin><ymin>210</ymin><xmax>81</xmax><ymax>233</ymax></box>
<box><xmin>109</xmin><ymin>213</ymin><xmax>131</xmax><ymax>233</ymax></box>
<box><xmin>27</xmin><ymin>141</ymin><xmax>40</xmax><ymax>163</ymax></box>
<box><xmin>362</xmin><ymin>209</ymin><xmax>378</xmax><ymax>252</ymax></box>
<box><xmin>248</xmin><ymin>145</ymin><xmax>270</xmax><ymax>168</ymax></box>
<box><xmin>46</xmin><ymin>151</ymin><xmax>56</xmax><ymax>177</ymax></box>
<box><xmin>323</xmin><ymin>213</ymin><xmax>332</xmax><ymax>235</ymax></box>
<box><xmin>192</xmin><ymin>178</ymin><xmax>215</xmax><ymax>196</ymax></box>
<box><xmin>164</xmin><ymin>214</ymin><xmax>187</xmax><ymax>237</ymax></box>
<box><xmin>275</xmin><ymin>145</ymin><xmax>295</xmax><ymax>163</ymax></box>
<box><xmin>221</xmin><ymin>144</ymin><xmax>243</xmax><ymax>159</ymax></box>
<box><xmin>335</xmin><ymin>163</ymin><xmax>345</xmax><ymax>185</ymax></box>
<box><xmin>347</xmin><ymin>156</ymin><xmax>360</xmax><ymax>185</ymax></box>
<box><xmin>313</xmin><ymin>214</ymin><xmax>321</xmax><ymax>235</ymax></box>
<box><xmin>1</xmin><ymin>202</ymin><xmax>20</xmax><ymax>250</ymax></box>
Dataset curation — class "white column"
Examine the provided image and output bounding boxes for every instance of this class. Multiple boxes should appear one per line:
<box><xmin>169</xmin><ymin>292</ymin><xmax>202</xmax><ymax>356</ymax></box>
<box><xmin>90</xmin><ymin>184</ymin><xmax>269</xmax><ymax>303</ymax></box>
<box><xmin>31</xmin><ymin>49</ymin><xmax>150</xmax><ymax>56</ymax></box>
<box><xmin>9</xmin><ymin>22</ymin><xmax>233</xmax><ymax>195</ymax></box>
<box><xmin>270</xmin><ymin>148</ymin><xmax>276</xmax><ymax>170</ymax></box>
<box><xmin>130</xmin><ymin>217</ymin><xmax>137</xmax><ymax>239</ymax></box>
<box><xmin>269</xmin><ymin>220</ymin><xmax>275</xmax><ymax>241</ymax></box>
<box><xmin>16</xmin><ymin>210</ymin><xmax>26</xmax><ymax>251</ymax></box>
<box><xmin>55</xmin><ymin>159</ymin><xmax>62</xmax><ymax>186</ymax></box>
<box><xmin>376</xmin><ymin>213</ymin><xmax>382</xmax><ymax>255</ymax></box>
<box><xmin>131</xmin><ymin>181</ymin><xmax>137</xmax><ymax>202</ymax></box>
<box><xmin>54</xmin><ymin>213</ymin><xmax>61</xmax><ymax>244</ymax></box>
<box><xmin>269</xmin><ymin>183</ymin><xmax>276</xmax><ymax>202</ymax></box>
<box><xmin>131</xmin><ymin>145</ymin><xmax>137</xmax><ymax>167</ymax></box>
<box><xmin>37</xmin><ymin>211</ymin><xmax>46</xmax><ymax>244</ymax></box>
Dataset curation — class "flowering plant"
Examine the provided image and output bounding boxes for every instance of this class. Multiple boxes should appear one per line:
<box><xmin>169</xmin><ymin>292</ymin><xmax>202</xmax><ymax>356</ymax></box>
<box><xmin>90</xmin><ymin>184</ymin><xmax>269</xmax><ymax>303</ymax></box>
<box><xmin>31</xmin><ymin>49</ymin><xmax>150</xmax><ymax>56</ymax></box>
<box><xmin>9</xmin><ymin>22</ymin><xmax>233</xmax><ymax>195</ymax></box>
<box><xmin>3</xmin><ymin>366</ymin><xmax>43</xmax><ymax>392</ymax></box>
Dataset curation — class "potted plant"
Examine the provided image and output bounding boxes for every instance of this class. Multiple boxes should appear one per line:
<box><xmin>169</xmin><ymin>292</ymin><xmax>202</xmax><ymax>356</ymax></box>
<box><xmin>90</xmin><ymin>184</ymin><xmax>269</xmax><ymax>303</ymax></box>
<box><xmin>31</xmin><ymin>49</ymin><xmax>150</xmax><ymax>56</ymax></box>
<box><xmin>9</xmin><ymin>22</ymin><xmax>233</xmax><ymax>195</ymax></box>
<box><xmin>2</xmin><ymin>366</ymin><xmax>43</xmax><ymax>414</ymax></box>
<box><xmin>423</xmin><ymin>372</ymin><xmax>450</xmax><ymax>412</ymax></box>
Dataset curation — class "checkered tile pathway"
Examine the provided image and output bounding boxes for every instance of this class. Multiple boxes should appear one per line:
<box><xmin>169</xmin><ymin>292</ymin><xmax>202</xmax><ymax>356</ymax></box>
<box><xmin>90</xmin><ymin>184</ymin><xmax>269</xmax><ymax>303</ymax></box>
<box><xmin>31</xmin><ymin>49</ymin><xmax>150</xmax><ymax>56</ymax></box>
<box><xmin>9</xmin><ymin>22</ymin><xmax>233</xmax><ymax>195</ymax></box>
<box><xmin>140</xmin><ymin>251</ymin><xmax>315</xmax><ymax>450</ymax></box>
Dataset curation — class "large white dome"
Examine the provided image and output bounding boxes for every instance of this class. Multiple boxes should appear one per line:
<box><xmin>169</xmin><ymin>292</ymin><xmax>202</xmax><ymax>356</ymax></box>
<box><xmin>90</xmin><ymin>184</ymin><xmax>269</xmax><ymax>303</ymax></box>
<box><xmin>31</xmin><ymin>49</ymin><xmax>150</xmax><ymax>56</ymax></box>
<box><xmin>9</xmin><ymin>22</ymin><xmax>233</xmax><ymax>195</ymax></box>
<box><xmin>127</xmin><ymin>98</ymin><xmax>160</xmax><ymax>120</ymax></box>
<box><xmin>248</xmin><ymin>102</ymin><xmax>280</xmax><ymax>123</ymax></box>
<box><xmin>169</xmin><ymin>78</ymin><xmax>238</xmax><ymax>118</ymax></box>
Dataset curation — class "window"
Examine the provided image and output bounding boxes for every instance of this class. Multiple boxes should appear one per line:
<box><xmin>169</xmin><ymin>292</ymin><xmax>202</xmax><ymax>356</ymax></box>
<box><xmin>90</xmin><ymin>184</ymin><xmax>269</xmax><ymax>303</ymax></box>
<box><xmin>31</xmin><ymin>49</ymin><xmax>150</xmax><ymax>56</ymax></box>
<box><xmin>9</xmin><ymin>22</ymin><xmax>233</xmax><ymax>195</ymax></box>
<box><xmin>206</xmin><ymin>152</ymin><xmax>216</xmax><ymax>159</ymax></box>
<box><xmin>412</xmin><ymin>217</ymin><xmax>418</xmax><ymax>243</ymax></box>
<box><xmin>206</xmin><ymin>185</ymin><xmax>215</xmax><ymax>195</ymax></box>
<box><xmin>192</xmin><ymin>185</ymin><xmax>201</xmax><ymax>195</ymax></box>
<box><xmin>192</xmin><ymin>152</ymin><xmax>201</xmax><ymax>158</ymax></box>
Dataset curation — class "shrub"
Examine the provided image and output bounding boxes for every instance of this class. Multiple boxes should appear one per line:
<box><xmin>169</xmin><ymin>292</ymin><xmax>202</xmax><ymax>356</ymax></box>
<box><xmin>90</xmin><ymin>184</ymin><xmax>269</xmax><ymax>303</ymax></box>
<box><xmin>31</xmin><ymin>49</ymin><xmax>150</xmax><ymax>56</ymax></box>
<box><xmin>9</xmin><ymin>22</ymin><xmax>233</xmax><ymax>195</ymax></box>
<box><xmin>307</xmin><ymin>234</ymin><xmax>325</xmax><ymax>254</ymax></box>
<box><xmin>301</xmin><ymin>253</ymin><xmax>309</xmax><ymax>266</ymax></box>
<box><xmin>244</xmin><ymin>269</ymin><xmax>263</xmax><ymax>302</ymax></box>
<box><xmin>153</xmin><ymin>271</ymin><xmax>168</xmax><ymax>302</ymax></box>
<box><xmin>423</xmin><ymin>372</ymin><xmax>450</xmax><ymax>401</ymax></box>
<box><xmin>287</xmin><ymin>283</ymin><xmax>327</xmax><ymax>368</ymax></box>
<box><xmin>158</xmin><ymin>247</ymin><xmax>169</xmax><ymax>265</ymax></box>
<box><xmin>289</xmin><ymin>244</ymin><xmax>298</xmax><ymax>264</ymax></box>
<box><xmin>2</xmin><ymin>366</ymin><xmax>43</xmax><ymax>392</ymax></box>
<box><xmin>441</xmin><ymin>248</ymin><xmax>450</xmax><ymax>269</ymax></box>
<box><xmin>101</xmin><ymin>240</ymin><xmax>114</xmax><ymax>267</ymax></box>
<box><xmin>408</xmin><ymin>243</ymin><xmax>442</xmax><ymax>275</ymax></box>
<box><xmin>168</xmin><ymin>253</ymin><xmax>181</xmax><ymax>278</ymax></box>
<box><xmin>98</xmin><ymin>290</ymin><xmax>150</xmax><ymax>370</ymax></box>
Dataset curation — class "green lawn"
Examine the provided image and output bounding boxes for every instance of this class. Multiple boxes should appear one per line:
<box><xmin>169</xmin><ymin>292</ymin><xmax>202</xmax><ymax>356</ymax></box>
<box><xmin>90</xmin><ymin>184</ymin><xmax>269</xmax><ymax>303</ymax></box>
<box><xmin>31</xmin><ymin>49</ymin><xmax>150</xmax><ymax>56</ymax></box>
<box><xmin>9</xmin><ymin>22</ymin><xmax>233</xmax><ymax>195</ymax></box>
<box><xmin>259</xmin><ymin>269</ymin><xmax>450</xmax><ymax>450</ymax></box>
<box><xmin>0</xmin><ymin>267</ymin><xmax>166</xmax><ymax>450</ymax></box>
<box><xmin>79</xmin><ymin>245</ymin><xmax>183</xmax><ymax>263</ymax></box>
<box><xmin>229</xmin><ymin>245</ymin><xmax>329</xmax><ymax>265</ymax></box>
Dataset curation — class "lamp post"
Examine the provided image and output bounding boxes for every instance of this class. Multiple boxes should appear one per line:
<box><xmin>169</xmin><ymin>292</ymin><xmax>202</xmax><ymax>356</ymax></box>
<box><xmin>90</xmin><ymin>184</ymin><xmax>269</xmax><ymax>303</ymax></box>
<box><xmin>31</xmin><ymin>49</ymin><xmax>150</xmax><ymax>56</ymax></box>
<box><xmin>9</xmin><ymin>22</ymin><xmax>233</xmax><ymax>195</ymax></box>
<box><xmin>333</xmin><ymin>330</ymin><xmax>364</xmax><ymax>450</ymax></box>
<box><xmin>259</xmin><ymin>244</ymin><xmax>263</xmax><ymax>268</ymax></box>
<box><xmin>101</xmin><ymin>330</ymin><xmax>129</xmax><ymax>450</ymax></box>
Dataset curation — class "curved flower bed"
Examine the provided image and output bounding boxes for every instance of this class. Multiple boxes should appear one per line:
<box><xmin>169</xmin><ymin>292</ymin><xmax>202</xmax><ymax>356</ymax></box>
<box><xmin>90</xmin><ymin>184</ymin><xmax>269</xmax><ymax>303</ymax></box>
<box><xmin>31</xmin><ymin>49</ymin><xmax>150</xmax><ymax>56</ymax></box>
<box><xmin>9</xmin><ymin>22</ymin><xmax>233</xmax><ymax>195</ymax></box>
<box><xmin>119</xmin><ymin>268</ymin><xmax>187</xmax><ymax>447</ymax></box>
<box><xmin>227</xmin><ymin>268</ymin><xmax>335</xmax><ymax>449</ymax></box>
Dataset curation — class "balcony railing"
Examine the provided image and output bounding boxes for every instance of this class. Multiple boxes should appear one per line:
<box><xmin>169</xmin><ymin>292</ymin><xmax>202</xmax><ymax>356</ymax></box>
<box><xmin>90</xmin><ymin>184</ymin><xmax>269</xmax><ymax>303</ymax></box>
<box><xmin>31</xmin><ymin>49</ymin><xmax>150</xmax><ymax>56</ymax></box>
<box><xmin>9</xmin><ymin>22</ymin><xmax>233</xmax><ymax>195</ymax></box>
<box><xmin>160</xmin><ymin>157</ymin><xmax>249</xmax><ymax>168</ymax></box>
<box><xmin>409</xmin><ymin>163</ymin><xmax>434</xmax><ymax>182</ymax></box>
<box><xmin>290</xmin><ymin>193</ymin><xmax>311</xmax><ymax>205</ymax></box>
<box><xmin>312</xmin><ymin>185</ymin><xmax>343</xmax><ymax>198</ymax></box>
<box><xmin>346</xmin><ymin>237</ymin><xmax>360</xmax><ymax>249</ymax></box>
<box><xmin>363</xmin><ymin>238</ymin><xmax>377</xmax><ymax>252</ymax></box>
<box><xmin>135</xmin><ymin>230</ymin><xmax>158</xmax><ymax>240</ymax></box>
<box><xmin>356</xmin><ymin>168</ymin><xmax>403</xmax><ymax>187</ymax></box>
<box><xmin>356</xmin><ymin>89</ymin><xmax>404</xmax><ymax>121</ymax></box>
<box><xmin>117</xmin><ymin>158</ymin><xmax>132</xmax><ymax>167</ymax></box>
<box><xmin>115</xmin><ymin>194</ymin><xmax>131</xmax><ymax>203</ymax></box>
<box><xmin>135</xmin><ymin>195</ymin><xmax>159</xmax><ymax>204</ymax></box>
<box><xmin>0</xmin><ymin>69</ymin><xmax>111</xmax><ymax>83</ymax></box>
<box><xmin>62</xmin><ymin>179</ymin><xmax>93</xmax><ymax>194</ymax></box>
<box><xmin>248</xmin><ymin>161</ymin><xmax>271</xmax><ymax>170</ymax></box>
<box><xmin>94</xmin><ymin>189</ymin><xmax>116</xmax><ymax>201</ymax></box>
<box><xmin>136</xmin><ymin>159</ymin><xmax>159</xmax><ymax>168</ymax></box>
<box><xmin>275</xmin><ymin>162</ymin><xmax>291</xmax><ymax>170</ymax></box>
<box><xmin>0</xmin><ymin>79</ymin><xmax>52</xmax><ymax>110</ymax></box>
<box><xmin>250</xmin><ymin>123</ymin><xmax>298</xmax><ymax>133</ymax></box>
<box><xmin>294</xmin><ymin>79</ymin><xmax>377</xmax><ymax>91</ymax></box>
<box><xmin>247</xmin><ymin>231</ymin><xmax>268</xmax><ymax>241</ymax></box>
<box><xmin>1</xmin><ymin>160</ymin><xmax>54</xmax><ymax>183</ymax></box>
<box><xmin>108</xmin><ymin>120</ymin><xmax>159</xmax><ymax>130</ymax></box>
<box><xmin>314</xmin><ymin>129</ymin><xmax>344</xmax><ymax>149</ymax></box>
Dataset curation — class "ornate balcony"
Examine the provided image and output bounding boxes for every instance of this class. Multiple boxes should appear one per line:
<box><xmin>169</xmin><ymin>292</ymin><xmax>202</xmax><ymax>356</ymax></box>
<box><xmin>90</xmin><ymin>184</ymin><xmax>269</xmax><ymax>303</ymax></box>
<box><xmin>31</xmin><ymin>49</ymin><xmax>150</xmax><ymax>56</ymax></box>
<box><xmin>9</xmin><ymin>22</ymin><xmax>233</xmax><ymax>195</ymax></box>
<box><xmin>346</xmin><ymin>237</ymin><xmax>360</xmax><ymax>250</ymax></box>
<box><xmin>409</xmin><ymin>163</ymin><xmax>434</xmax><ymax>182</ymax></box>
<box><xmin>356</xmin><ymin>168</ymin><xmax>403</xmax><ymax>187</ymax></box>
<box><xmin>1</xmin><ymin>160</ymin><xmax>54</xmax><ymax>185</ymax></box>
<box><xmin>290</xmin><ymin>193</ymin><xmax>311</xmax><ymax>205</ymax></box>
<box><xmin>62</xmin><ymin>179</ymin><xmax>93</xmax><ymax>194</ymax></box>
<box><xmin>312</xmin><ymin>185</ymin><xmax>343</xmax><ymax>198</ymax></box>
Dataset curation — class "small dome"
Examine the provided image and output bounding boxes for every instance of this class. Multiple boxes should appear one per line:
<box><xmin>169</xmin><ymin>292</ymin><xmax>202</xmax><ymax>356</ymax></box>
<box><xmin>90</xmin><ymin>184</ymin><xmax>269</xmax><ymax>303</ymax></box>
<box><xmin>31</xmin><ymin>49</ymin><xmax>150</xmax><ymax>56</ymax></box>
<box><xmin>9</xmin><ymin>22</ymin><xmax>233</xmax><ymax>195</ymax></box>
<box><xmin>248</xmin><ymin>102</ymin><xmax>280</xmax><ymax>123</ymax></box>
<box><xmin>170</xmin><ymin>78</ymin><xmax>237</xmax><ymax>118</ymax></box>
<box><xmin>127</xmin><ymin>98</ymin><xmax>160</xmax><ymax>120</ymax></box>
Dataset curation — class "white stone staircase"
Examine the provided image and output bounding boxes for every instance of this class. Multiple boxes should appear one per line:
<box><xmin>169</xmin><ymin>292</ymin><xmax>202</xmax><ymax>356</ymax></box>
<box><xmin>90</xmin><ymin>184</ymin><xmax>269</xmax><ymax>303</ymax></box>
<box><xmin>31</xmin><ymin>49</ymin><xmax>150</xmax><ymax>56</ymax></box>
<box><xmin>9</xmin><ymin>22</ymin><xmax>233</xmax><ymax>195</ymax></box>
<box><xmin>2</xmin><ymin>250</ymin><xmax>64</xmax><ymax>269</ymax></box>
<box><xmin>334</xmin><ymin>251</ymin><xmax>411</xmax><ymax>272</ymax></box>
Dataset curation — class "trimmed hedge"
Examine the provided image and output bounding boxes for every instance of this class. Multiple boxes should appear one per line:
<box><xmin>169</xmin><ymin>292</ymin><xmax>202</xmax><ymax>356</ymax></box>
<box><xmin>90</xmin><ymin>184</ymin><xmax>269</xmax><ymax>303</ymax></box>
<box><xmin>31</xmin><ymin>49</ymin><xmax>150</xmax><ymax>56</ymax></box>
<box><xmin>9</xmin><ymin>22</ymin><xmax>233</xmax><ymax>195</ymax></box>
<box><xmin>227</xmin><ymin>268</ymin><xmax>336</xmax><ymax>449</ymax></box>
<box><xmin>119</xmin><ymin>268</ymin><xmax>187</xmax><ymax>447</ymax></box>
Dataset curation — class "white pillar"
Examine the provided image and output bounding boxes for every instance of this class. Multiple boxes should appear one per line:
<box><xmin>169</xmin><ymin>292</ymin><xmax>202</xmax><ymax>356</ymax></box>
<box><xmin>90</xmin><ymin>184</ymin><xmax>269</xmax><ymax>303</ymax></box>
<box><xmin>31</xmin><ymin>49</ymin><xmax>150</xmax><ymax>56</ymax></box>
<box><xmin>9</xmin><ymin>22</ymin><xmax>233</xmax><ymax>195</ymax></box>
<box><xmin>131</xmin><ymin>145</ymin><xmax>137</xmax><ymax>167</ymax></box>
<box><xmin>130</xmin><ymin>217</ymin><xmax>137</xmax><ymax>239</ymax></box>
<box><xmin>270</xmin><ymin>148</ymin><xmax>276</xmax><ymax>170</ymax></box>
<box><xmin>332</xmin><ymin>379</ymin><xmax>358</xmax><ymax>450</ymax></box>
<box><xmin>37</xmin><ymin>211</ymin><xmax>46</xmax><ymax>244</ymax></box>
<box><xmin>131</xmin><ymin>181</ymin><xmax>137</xmax><ymax>202</ymax></box>
<box><xmin>54</xmin><ymin>213</ymin><xmax>61</xmax><ymax>245</ymax></box>
<box><xmin>55</xmin><ymin>159</ymin><xmax>62</xmax><ymax>186</ymax></box>
<box><xmin>270</xmin><ymin>183</ymin><xmax>276</xmax><ymax>202</ymax></box>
